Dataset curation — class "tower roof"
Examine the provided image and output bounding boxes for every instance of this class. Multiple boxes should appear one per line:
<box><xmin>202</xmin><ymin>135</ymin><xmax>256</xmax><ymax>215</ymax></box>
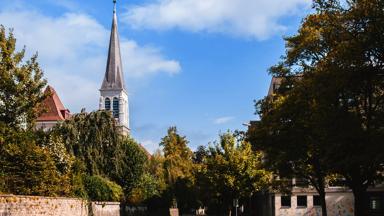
<box><xmin>101</xmin><ymin>0</ymin><xmax>126</xmax><ymax>91</ymax></box>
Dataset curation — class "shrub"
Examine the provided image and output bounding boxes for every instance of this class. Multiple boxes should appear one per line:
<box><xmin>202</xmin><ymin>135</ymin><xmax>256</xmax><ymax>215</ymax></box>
<box><xmin>84</xmin><ymin>175</ymin><xmax>123</xmax><ymax>202</ymax></box>
<box><xmin>0</xmin><ymin>138</ymin><xmax>68</xmax><ymax>196</ymax></box>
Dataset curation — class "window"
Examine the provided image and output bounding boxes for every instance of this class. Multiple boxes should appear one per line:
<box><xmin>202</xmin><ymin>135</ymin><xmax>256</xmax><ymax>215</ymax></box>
<box><xmin>297</xmin><ymin>196</ymin><xmax>307</xmax><ymax>207</ymax></box>
<box><xmin>105</xmin><ymin>98</ymin><xmax>111</xmax><ymax>110</ymax></box>
<box><xmin>370</xmin><ymin>197</ymin><xmax>381</xmax><ymax>210</ymax></box>
<box><xmin>113</xmin><ymin>97</ymin><xmax>119</xmax><ymax>118</ymax></box>
<box><xmin>281</xmin><ymin>196</ymin><xmax>291</xmax><ymax>207</ymax></box>
<box><xmin>313</xmin><ymin>195</ymin><xmax>321</xmax><ymax>207</ymax></box>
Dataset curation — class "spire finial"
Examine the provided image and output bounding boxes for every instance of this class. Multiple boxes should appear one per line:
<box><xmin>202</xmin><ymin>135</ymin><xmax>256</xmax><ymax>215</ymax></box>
<box><xmin>113</xmin><ymin>0</ymin><xmax>117</xmax><ymax>13</ymax></box>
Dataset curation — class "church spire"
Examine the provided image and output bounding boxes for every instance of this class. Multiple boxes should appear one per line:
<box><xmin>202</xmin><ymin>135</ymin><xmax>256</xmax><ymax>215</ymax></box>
<box><xmin>101</xmin><ymin>0</ymin><xmax>125</xmax><ymax>91</ymax></box>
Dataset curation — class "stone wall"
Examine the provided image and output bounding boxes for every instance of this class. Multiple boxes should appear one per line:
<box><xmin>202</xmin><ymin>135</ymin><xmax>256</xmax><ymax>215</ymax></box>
<box><xmin>91</xmin><ymin>202</ymin><xmax>120</xmax><ymax>216</ymax></box>
<box><xmin>0</xmin><ymin>195</ymin><xmax>120</xmax><ymax>216</ymax></box>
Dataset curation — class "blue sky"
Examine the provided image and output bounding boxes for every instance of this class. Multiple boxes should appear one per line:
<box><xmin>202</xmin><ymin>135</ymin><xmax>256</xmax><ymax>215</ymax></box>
<box><xmin>0</xmin><ymin>0</ymin><xmax>311</xmax><ymax>153</ymax></box>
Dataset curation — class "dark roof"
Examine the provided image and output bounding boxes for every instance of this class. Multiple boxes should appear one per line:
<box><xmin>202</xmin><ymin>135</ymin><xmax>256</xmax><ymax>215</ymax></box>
<box><xmin>100</xmin><ymin>5</ymin><xmax>126</xmax><ymax>91</ymax></box>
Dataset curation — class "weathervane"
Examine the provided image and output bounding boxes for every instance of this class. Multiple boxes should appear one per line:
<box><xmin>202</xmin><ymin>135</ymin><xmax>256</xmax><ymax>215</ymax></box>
<box><xmin>113</xmin><ymin>0</ymin><xmax>117</xmax><ymax>13</ymax></box>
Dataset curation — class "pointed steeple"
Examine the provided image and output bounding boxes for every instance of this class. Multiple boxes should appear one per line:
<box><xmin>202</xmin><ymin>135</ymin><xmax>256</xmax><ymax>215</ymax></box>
<box><xmin>101</xmin><ymin>0</ymin><xmax>125</xmax><ymax>90</ymax></box>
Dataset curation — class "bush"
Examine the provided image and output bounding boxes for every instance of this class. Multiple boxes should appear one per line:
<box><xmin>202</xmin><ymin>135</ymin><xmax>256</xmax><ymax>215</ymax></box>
<box><xmin>0</xmin><ymin>138</ymin><xmax>69</xmax><ymax>196</ymax></box>
<box><xmin>84</xmin><ymin>175</ymin><xmax>123</xmax><ymax>202</ymax></box>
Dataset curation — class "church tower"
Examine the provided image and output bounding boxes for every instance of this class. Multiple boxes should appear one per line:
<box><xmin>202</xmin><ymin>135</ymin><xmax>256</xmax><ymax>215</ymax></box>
<box><xmin>99</xmin><ymin>0</ymin><xmax>129</xmax><ymax>134</ymax></box>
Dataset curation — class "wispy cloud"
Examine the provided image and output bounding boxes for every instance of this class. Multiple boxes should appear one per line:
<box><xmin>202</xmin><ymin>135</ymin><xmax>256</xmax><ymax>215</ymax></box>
<box><xmin>0</xmin><ymin>8</ymin><xmax>181</xmax><ymax>112</ymax></box>
<box><xmin>121</xmin><ymin>40</ymin><xmax>181</xmax><ymax>78</ymax></box>
<box><xmin>123</xmin><ymin>0</ymin><xmax>311</xmax><ymax>39</ymax></box>
<box><xmin>214</xmin><ymin>116</ymin><xmax>235</xmax><ymax>125</ymax></box>
<box><xmin>139</xmin><ymin>139</ymin><xmax>160</xmax><ymax>154</ymax></box>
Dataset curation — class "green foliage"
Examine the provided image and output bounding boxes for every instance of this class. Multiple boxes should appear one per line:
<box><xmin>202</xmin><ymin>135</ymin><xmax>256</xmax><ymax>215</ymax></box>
<box><xmin>0</xmin><ymin>28</ymin><xmax>71</xmax><ymax>197</ymax></box>
<box><xmin>84</xmin><ymin>175</ymin><xmax>123</xmax><ymax>202</ymax></box>
<box><xmin>147</xmin><ymin>150</ymin><xmax>167</xmax><ymax>192</ymax></box>
<box><xmin>37</xmin><ymin>131</ymin><xmax>74</xmax><ymax>174</ymax></box>
<box><xmin>129</xmin><ymin>172</ymin><xmax>161</xmax><ymax>205</ymax></box>
<box><xmin>0</xmin><ymin>131</ymin><xmax>71</xmax><ymax>196</ymax></box>
<box><xmin>113</xmin><ymin>136</ymin><xmax>148</xmax><ymax>198</ymax></box>
<box><xmin>53</xmin><ymin>111</ymin><xmax>120</xmax><ymax>177</ymax></box>
<box><xmin>51</xmin><ymin>111</ymin><xmax>148</xmax><ymax>201</ymax></box>
<box><xmin>147</xmin><ymin>127</ymin><xmax>197</xmax><ymax>213</ymax></box>
<box><xmin>0</xmin><ymin>27</ymin><xmax>147</xmax><ymax>202</ymax></box>
<box><xmin>250</xmin><ymin>0</ymin><xmax>384</xmax><ymax>215</ymax></box>
<box><xmin>69</xmin><ymin>159</ymin><xmax>88</xmax><ymax>199</ymax></box>
<box><xmin>160</xmin><ymin>127</ymin><xmax>193</xmax><ymax>185</ymax></box>
<box><xmin>197</xmin><ymin>132</ymin><xmax>271</xmax><ymax>215</ymax></box>
<box><xmin>0</xmin><ymin>26</ymin><xmax>47</xmax><ymax>130</ymax></box>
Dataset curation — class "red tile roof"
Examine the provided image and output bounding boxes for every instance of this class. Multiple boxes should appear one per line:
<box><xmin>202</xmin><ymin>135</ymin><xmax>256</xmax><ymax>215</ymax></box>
<box><xmin>37</xmin><ymin>86</ymin><xmax>71</xmax><ymax>121</ymax></box>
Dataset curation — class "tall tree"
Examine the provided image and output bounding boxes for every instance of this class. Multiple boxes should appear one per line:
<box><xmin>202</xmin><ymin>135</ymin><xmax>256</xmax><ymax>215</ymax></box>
<box><xmin>160</xmin><ymin>127</ymin><xmax>196</xmax><ymax>213</ymax></box>
<box><xmin>0</xmin><ymin>130</ymin><xmax>70</xmax><ymax>196</ymax></box>
<box><xmin>249</xmin><ymin>78</ymin><xmax>331</xmax><ymax>216</ymax></box>
<box><xmin>0</xmin><ymin>26</ymin><xmax>47</xmax><ymax>130</ymax></box>
<box><xmin>113</xmin><ymin>136</ymin><xmax>148</xmax><ymax>199</ymax></box>
<box><xmin>251</xmin><ymin>0</ymin><xmax>384</xmax><ymax>215</ymax></box>
<box><xmin>160</xmin><ymin>127</ymin><xmax>193</xmax><ymax>185</ymax></box>
<box><xmin>198</xmin><ymin>132</ymin><xmax>270</xmax><ymax>216</ymax></box>
<box><xmin>53</xmin><ymin>111</ymin><xmax>120</xmax><ymax>177</ymax></box>
<box><xmin>52</xmin><ymin>110</ymin><xmax>148</xmax><ymax>200</ymax></box>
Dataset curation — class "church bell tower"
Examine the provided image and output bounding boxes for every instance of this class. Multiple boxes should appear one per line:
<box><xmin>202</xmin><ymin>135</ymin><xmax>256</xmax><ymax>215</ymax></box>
<box><xmin>99</xmin><ymin>0</ymin><xmax>129</xmax><ymax>134</ymax></box>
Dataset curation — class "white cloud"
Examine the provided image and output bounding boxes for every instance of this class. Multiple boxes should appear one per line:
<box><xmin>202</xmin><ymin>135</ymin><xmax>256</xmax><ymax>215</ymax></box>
<box><xmin>140</xmin><ymin>139</ymin><xmax>160</xmax><ymax>154</ymax></box>
<box><xmin>123</xmin><ymin>0</ymin><xmax>311</xmax><ymax>39</ymax></box>
<box><xmin>121</xmin><ymin>40</ymin><xmax>181</xmax><ymax>77</ymax></box>
<box><xmin>214</xmin><ymin>116</ymin><xmax>235</xmax><ymax>125</ymax></box>
<box><xmin>0</xmin><ymin>9</ymin><xmax>181</xmax><ymax>112</ymax></box>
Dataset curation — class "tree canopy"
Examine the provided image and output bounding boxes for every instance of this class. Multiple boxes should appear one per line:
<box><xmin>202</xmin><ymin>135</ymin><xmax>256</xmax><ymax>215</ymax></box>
<box><xmin>249</xmin><ymin>0</ymin><xmax>384</xmax><ymax>215</ymax></box>
<box><xmin>197</xmin><ymin>132</ymin><xmax>271</xmax><ymax>215</ymax></box>
<box><xmin>0</xmin><ymin>26</ymin><xmax>47</xmax><ymax>130</ymax></box>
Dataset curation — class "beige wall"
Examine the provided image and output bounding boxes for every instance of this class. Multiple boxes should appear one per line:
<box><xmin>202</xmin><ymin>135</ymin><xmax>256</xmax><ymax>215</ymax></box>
<box><xmin>0</xmin><ymin>195</ymin><xmax>120</xmax><ymax>216</ymax></box>
<box><xmin>35</xmin><ymin>121</ymin><xmax>58</xmax><ymax>131</ymax></box>
<box><xmin>274</xmin><ymin>189</ymin><xmax>354</xmax><ymax>216</ymax></box>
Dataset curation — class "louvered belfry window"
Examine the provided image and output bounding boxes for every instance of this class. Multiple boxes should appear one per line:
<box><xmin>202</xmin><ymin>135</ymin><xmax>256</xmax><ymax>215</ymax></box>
<box><xmin>105</xmin><ymin>98</ymin><xmax>111</xmax><ymax>110</ymax></box>
<box><xmin>113</xmin><ymin>97</ymin><xmax>119</xmax><ymax>118</ymax></box>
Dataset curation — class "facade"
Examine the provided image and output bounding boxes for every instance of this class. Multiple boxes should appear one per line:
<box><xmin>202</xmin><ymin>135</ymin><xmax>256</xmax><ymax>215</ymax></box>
<box><xmin>271</xmin><ymin>184</ymin><xmax>355</xmax><ymax>216</ymax></box>
<box><xmin>99</xmin><ymin>0</ymin><xmax>129</xmax><ymax>135</ymax></box>
<box><xmin>36</xmin><ymin>86</ymin><xmax>71</xmax><ymax>131</ymax></box>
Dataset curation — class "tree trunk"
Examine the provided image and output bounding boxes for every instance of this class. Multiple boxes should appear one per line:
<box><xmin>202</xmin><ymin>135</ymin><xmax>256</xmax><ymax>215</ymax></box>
<box><xmin>352</xmin><ymin>188</ymin><xmax>367</xmax><ymax>216</ymax></box>
<box><xmin>313</xmin><ymin>158</ymin><xmax>328</xmax><ymax>216</ymax></box>
<box><xmin>319</xmin><ymin>189</ymin><xmax>327</xmax><ymax>216</ymax></box>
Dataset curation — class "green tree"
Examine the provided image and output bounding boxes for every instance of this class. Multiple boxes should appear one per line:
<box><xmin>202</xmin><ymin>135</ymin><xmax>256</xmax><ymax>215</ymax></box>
<box><xmin>251</xmin><ymin>0</ymin><xmax>384</xmax><ymax>215</ymax></box>
<box><xmin>147</xmin><ymin>150</ymin><xmax>167</xmax><ymax>193</ymax></box>
<box><xmin>113</xmin><ymin>136</ymin><xmax>148</xmax><ymax>199</ymax></box>
<box><xmin>53</xmin><ymin>110</ymin><xmax>120</xmax><ymax>177</ymax></box>
<box><xmin>129</xmin><ymin>172</ymin><xmax>161</xmax><ymax>205</ymax></box>
<box><xmin>250</xmin><ymin>78</ymin><xmax>331</xmax><ymax>216</ymax></box>
<box><xmin>0</xmin><ymin>130</ymin><xmax>71</xmax><ymax>196</ymax></box>
<box><xmin>160</xmin><ymin>127</ymin><xmax>193</xmax><ymax>185</ymax></box>
<box><xmin>0</xmin><ymin>26</ymin><xmax>47</xmax><ymax>130</ymax></box>
<box><xmin>160</xmin><ymin>127</ymin><xmax>196</xmax><ymax>213</ymax></box>
<box><xmin>52</xmin><ymin>111</ymin><xmax>148</xmax><ymax>200</ymax></box>
<box><xmin>84</xmin><ymin>175</ymin><xmax>123</xmax><ymax>202</ymax></box>
<box><xmin>198</xmin><ymin>132</ymin><xmax>271</xmax><ymax>216</ymax></box>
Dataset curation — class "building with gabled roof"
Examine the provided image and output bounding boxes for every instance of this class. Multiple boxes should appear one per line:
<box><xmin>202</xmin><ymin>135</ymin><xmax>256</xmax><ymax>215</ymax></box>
<box><xmin>36</xmin><ymin>85</ymin><xmax>70</xmax><ymax>131</ymax></box>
